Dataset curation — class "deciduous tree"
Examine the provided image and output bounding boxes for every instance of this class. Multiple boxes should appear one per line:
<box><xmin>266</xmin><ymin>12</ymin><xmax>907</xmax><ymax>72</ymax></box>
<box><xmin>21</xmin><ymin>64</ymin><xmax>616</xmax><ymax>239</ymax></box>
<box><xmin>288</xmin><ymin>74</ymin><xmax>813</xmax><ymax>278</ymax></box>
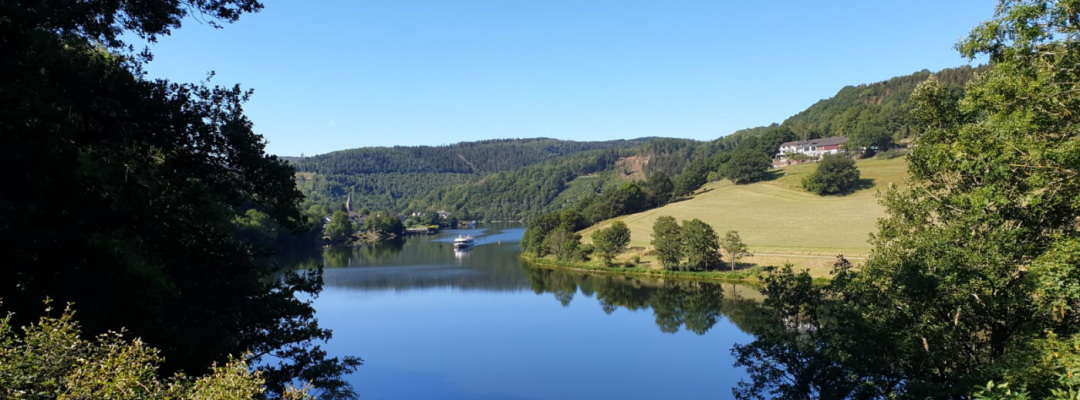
<box><xmin>801</xmin><ymin>154</ymin><xmax>861</xmax><ymax>195</ymax></box>
<box><xmin>592</xmin><ymin>221</ymin><xmax>631</xmax><ymax>266</ymax></box>
<box><xmin>651</xmin><ymin>216</ymin><xmax>683</xmax><ymax>270</ymax></box>
<box><xmin>681</xmin><ymin>219</ymin><xmax>721</xmax><ymax>271</ymax></box>
<box><xmin>718</xmin><ymin>230</ymin><xmax>751</xmax><ymax>271</ymax></box>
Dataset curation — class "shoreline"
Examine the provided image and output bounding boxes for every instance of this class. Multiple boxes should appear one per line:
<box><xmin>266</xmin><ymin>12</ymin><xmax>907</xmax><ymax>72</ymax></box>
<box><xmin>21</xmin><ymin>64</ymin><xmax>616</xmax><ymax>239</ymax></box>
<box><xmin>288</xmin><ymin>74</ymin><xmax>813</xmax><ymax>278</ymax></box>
<box><xmin>519</xmin><ymin>254</ymin><xmax>771</xmax><ymax>285</ymax></box>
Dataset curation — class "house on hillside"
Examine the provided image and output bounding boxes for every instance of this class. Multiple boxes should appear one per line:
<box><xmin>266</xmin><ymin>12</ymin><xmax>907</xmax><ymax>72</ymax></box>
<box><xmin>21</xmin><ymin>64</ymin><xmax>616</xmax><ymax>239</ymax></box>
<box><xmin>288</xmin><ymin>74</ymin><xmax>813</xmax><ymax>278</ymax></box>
<box><xmin>773</xmin><ymin>136</ymin><xmax>848</xmax><ymax>168</ymax></box>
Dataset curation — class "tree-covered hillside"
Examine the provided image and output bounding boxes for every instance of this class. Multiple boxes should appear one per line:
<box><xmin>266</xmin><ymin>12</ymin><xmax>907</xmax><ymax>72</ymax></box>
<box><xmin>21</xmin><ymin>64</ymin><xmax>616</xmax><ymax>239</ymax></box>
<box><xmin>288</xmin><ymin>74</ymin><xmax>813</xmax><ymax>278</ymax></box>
<box><xmin>781</xmin><ymin>65</ymin><xmax>985</xmax><ymax>149</ymax></box>
<box><xmin>294</xmin><ymin>66</ymin><xmax>985</xmax><ymax>222</ymax></box>
<box><xmin>291</xmin><ymin>138</ymin><xmax>656</xmax><ymax>213</ymax></box>
<box><xmin>410</xmin><ymin>139</ymin><xmax>699</xmax><ymax>220</ymax></box>
<box><xmin>292</xmin><ymin>138</ymin><xmax>650</xmax><ymax>175</ymax></box>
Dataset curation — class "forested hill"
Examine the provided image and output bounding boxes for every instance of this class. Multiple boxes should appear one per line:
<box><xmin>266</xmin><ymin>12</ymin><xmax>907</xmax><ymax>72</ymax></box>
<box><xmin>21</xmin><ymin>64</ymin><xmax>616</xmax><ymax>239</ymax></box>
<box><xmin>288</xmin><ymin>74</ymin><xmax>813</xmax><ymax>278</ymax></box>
<box><xmin>294</xmin><ymin>66</ymin><xmax>984</xmax><ymax>220</ymax></box>
<box><xmin>779</xmin><ymin>65</ymin><xmax>985</xmax><ymax>146</ymax></box>
<box><xmin>291</xmin><ymin>137</ymin><xmax>674</xmax><ymax>215</ymax></box>
<box><xmin>291</xmin><ymin>138</ymin><xmax>652</xmax><ymax>175</ymax></box>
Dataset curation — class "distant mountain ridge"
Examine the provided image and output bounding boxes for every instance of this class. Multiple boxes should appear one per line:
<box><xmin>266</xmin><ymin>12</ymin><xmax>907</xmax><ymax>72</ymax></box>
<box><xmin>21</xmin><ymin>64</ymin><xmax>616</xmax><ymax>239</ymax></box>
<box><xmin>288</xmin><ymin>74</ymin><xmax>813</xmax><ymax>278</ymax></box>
<box><xmin>291</xmin><ymin>65</ymin><xmax>984</xmax><ymax>220</ymax></box>
<box><xmin>291</xmin><ymin>137</ymin><xmax>655</xmax><ymax>175</ymax></box>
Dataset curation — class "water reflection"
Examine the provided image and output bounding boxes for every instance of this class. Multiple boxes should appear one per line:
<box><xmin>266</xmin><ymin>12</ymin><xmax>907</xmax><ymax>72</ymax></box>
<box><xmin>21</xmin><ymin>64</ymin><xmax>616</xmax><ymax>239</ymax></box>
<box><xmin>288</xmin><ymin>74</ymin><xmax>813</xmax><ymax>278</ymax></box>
<box><xmin>314</xmin><ymin>226</ymin><xmax>530</xmax><ymax>292</ymax></box>
<box><xmin>304</xmin><ymin>224</ymin><xmax>769</xmax><ymax>398</ymax></box>
<box><xmin>522</xmin><ymin>264</ymin><xmax>769</xmax><ymax>335</ymax></box>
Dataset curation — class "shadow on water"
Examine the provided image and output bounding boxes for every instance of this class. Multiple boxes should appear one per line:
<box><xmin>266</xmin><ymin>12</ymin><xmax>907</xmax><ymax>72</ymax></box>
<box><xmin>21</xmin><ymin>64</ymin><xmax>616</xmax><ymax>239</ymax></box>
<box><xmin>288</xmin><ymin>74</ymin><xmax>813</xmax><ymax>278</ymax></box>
<box><xmin>521</xmin><ymin>264</ymin><xmax>770</xmax><ymax>336</ymax></box>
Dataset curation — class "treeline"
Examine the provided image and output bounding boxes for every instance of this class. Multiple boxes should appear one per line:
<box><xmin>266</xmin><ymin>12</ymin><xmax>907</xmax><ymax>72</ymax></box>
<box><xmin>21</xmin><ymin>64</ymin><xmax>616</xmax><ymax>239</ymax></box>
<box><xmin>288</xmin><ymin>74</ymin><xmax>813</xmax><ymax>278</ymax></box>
<box><xmin>782</xmin><ymin>65</ymin><xmax>984</xmax><ymax>150</ymax></box>
<box><xmin>296</xmin><ymin>172</ymin><xmax>474</xmax><ymax>212</ymax></box>
<box><xmin>1</xmin><ymin>1</ymin><xmax>358</xmax><ymax>398</ymax></box>
<box><xmin>295</xmin><ymin>66</ymin><xmax>982</xmax><ymax>223</ymax></box>
<box><xmin>291</xmin><ymin>137</ymin><xmax>651</xmax><ymax>175</ymax></box>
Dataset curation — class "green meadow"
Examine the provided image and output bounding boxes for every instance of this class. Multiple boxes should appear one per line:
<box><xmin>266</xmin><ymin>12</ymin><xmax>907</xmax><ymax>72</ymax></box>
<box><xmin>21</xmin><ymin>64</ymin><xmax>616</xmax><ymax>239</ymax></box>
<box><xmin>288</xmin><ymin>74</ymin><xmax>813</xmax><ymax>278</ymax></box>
<box><xmin>581</xmin><ymin>156</ymin><xmax>909</xmax><ymax>275</ymax></box>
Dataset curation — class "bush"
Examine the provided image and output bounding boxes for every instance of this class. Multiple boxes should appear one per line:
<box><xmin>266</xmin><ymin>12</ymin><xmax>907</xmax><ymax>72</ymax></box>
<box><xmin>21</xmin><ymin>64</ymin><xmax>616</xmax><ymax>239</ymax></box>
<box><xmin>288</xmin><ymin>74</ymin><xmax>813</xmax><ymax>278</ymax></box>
<box><xmin>802</xmin><ymin>154</ymin><xmax>861</xmax><ymax>195</ymax></box>
<box><xmin>0</xmin><ymin>302</ymin><xmax>316</xmax><ymax>400</ymax></box>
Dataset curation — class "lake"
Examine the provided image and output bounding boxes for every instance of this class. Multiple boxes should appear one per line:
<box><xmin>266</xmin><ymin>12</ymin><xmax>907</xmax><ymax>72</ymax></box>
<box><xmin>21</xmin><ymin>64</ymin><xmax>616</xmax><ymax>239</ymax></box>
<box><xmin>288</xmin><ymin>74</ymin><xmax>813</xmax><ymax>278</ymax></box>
<box><xmin>309</xmin><ymin>225</ymin><xmax>766</xmax><ymax>400</ymax></box>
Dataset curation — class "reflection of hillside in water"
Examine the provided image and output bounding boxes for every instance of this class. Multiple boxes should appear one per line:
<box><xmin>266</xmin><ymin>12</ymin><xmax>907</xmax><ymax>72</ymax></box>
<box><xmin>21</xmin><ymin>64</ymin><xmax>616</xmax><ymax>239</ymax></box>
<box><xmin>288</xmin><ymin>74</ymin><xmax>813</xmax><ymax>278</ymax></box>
<box><xmin>318</xmin><ymin>227</ymin><xmax>532</xmax><ymax>292</ymax></box>
<box><xmin>522</xmin><ymin>265</ymin><xmax>769</xmax><ymax>335</ymax></box>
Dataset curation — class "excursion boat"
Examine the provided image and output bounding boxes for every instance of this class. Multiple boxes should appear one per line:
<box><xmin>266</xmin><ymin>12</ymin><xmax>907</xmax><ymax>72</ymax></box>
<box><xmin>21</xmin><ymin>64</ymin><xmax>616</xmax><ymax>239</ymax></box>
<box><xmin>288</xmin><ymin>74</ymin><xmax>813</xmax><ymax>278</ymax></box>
<box><xmin>453</xmin><ymin>235</ymin><xmax>475</xmax><ymax>249</ymax></box>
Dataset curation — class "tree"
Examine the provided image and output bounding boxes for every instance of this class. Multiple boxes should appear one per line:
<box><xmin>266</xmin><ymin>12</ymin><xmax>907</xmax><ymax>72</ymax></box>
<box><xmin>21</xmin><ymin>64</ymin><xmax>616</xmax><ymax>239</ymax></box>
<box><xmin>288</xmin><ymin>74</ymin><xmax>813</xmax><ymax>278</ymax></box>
<box><xmin>681</xmin><ymin>219</ymin><xmax>721</xmax><ymax>271</ymax></box>
<box><xmin>324</xmin><ymin>211</ymin><xmax>354</xmax><ymax>243</ymax></box>
<box><xmin>644</xmin><ymin>171</ymin><xmax>675</xmax><ymax>206</ymax></box>
<box><xmin>0</xmin><ymin>1</ymin><xmax>359</xmax><ymax>397</ymax></box>
<box><xmin>0</xmin><ymin>303</ymin><xmax>318</xmax><ymax>400</ymax></box>
<box><xmin>673</xmin><ymin>162</ymin><xmax>708</xmax><ymax>197</ymax></box>
<box><xmin>801</xmin><ymin>154</ymin><xmax>861</xmax><ymax>195</ymax></box>
<box><xmin>651</xmin><ymin>216</ymin><xmax>683</xmax><ymax>270</ymax></box>
<box><xmin>544</xmin><ymin>224</ymin><xmax>583</xmax><ymax>262</ymax></box>
<box><xmin>592</xmin><ymin>221</ymin><xmax>631</xmax><ymax>266</ymax></box>
<box><xmin>737</xmin><ymin>1</ymin><xmax>1080</xmax><ymax>397</ymax></box>
<box><xmin>719</xmin><ymin>230</ymin><xmax>751</xmax><ymax>271</ymax></box>
<box><xmin>523</xmin><ymin>212</ymin><xmax>561</xmax><ymax>256</ymax></box>
<box><xmin>723</xmin><ymin>150</ymin><xmax>772</xmax><ymax>184</ymax></box>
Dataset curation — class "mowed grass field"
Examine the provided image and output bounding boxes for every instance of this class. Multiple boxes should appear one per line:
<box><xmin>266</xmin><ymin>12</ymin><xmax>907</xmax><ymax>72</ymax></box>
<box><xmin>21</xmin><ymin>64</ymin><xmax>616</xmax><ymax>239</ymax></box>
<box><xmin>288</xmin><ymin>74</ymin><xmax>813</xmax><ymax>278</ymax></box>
<box><xmin>581</xmin><ymin>156</ymin><xmax>909</xmax><ymax>274</ymax></box>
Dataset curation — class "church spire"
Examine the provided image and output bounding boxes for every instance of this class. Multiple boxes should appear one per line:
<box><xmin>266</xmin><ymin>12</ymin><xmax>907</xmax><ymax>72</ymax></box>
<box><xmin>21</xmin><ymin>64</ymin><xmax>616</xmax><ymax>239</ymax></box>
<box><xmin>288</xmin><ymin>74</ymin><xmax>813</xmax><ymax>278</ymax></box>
<box><xmin>345</xmin><ymin>192</ymin><xmax>352</xmax><ymax>213</ymax></box>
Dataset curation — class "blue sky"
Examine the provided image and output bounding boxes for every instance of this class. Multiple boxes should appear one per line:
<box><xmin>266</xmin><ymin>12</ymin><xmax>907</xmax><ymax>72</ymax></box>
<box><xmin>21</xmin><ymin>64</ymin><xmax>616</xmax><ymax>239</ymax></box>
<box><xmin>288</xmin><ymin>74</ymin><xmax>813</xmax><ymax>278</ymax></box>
<box><xmin>141</xmin><ymin>0</ymin><xmax>994</xmax><ymax>156</ymax></box>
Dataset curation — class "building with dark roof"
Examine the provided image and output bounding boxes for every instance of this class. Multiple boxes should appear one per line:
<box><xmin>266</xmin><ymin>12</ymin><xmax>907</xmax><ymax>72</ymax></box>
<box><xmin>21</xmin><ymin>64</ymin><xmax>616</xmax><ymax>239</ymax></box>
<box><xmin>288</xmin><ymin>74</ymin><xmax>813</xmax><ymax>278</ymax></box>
<box><xmin>774</xmin><ymin>136</ymin><xmax>849</xmax><ymax>167</ymax></box>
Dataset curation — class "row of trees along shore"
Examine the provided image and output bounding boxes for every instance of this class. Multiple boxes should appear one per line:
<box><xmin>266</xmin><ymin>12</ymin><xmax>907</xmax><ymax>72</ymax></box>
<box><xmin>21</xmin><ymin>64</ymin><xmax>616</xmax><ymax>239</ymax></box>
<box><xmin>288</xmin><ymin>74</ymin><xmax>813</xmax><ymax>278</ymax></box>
<box><xmin>0</xmin><ymin>1</ymin><xmax>359</xmax><ymax>399</ymax></box>
<box><xmin>523</xmin><ymin>213</ymin><xmax>750</xmax><ymax>272</ymax></box>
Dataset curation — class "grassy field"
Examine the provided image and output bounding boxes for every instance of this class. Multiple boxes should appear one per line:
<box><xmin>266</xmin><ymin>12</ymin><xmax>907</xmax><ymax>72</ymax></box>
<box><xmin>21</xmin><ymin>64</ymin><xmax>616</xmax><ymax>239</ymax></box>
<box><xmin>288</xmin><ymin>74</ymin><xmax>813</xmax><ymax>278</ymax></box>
<box><xmin>581</xmin><ymin>156</ymin><xmax>909</xmax><ymax>276</ymax></box>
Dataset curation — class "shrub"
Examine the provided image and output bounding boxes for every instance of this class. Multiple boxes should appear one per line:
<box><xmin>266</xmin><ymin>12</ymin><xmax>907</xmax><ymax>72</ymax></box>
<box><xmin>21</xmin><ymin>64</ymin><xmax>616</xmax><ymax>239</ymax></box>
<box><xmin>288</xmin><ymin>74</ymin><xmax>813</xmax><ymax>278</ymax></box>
<box><xmin>802</xmin><ymin>154</ymin><xmax>861</xmax><ymax>195</ymax></box>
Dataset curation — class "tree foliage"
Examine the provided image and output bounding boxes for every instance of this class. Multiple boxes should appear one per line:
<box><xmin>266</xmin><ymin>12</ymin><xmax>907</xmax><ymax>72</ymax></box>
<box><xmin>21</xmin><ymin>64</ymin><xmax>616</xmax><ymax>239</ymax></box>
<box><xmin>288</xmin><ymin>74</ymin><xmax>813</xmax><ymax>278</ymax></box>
<box><xmin>0</xmin><ymin>303</ymin><xmax>317</xmax><ymax>400</ymax></box>
<box><xmin>734</xmin><ymin>1</ymin><xmax>1080</xmax><ymax>398</ymax></box>
<box><xmin>651</xmin><ymin>216</ymin><xmax>684</xmax><ymax>270</ymax></box>
<box><xmin>592</xmin><ymin>221</ymin><xmax>631</xmax><ymax>266</ymax></box>
<box><xmin>801</xmin><ymin>154</ymin><xmax>861</xmax><ymax>195</ymax></box>
<box><xmin>680</xmin><ymin>219</ymin><xmax>721</xmax><ymax>271</ymax></box>
<box><xmin>0</xmin><ymin>1</ymin><xmax>358</xmax><ymax>397</ymax></box>
<box><xmin>324</xmin><ymin>211</ymin><xmax>354</xmax><ymax>243</ymax></box>
<box><xmin>723</xmin><ymin>150</ymin><xmax>772</xmax><ymax>184</ymax></box>
<box><xmin>719</xmin><ymin>230</ymin><xmax>751</xmax><ymax>271</ymax></box>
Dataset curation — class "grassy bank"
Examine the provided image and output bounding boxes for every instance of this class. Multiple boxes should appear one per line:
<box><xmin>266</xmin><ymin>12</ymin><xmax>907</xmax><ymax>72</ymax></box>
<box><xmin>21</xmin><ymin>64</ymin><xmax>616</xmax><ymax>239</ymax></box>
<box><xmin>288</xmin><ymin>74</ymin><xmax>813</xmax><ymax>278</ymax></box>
<box><xmin>579</xmin><ymin>157</ymin><xmax>907</xmax><ymax>275</ymax></box>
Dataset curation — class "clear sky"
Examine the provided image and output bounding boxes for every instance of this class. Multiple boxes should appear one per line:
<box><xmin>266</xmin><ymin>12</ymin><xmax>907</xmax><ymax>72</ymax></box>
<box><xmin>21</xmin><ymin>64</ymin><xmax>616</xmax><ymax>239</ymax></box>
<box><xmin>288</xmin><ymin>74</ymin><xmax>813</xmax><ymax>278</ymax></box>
<box><xmin>139</xmin><ymin>0</ymin><xmax>994</xmax><ymax>156</ymax></box>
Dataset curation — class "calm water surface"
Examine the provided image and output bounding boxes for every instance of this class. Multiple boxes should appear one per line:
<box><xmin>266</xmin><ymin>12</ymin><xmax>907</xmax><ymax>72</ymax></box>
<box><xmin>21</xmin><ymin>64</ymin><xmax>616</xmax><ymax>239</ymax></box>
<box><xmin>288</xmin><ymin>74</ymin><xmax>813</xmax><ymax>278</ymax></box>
<box><xmin>309</xmin><ymin>225</ymin><xmax>764</xmax><ymax>400</ymax></box>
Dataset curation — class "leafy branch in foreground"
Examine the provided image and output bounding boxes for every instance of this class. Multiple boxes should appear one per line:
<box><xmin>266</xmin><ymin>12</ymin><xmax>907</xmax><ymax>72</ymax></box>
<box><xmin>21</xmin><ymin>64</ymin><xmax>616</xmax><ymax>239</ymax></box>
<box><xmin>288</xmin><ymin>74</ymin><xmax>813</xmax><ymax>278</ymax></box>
<box><xmin>0</xmin><ymin>301</ymin><xmax>316</xmax><ymax>400</ymax></box>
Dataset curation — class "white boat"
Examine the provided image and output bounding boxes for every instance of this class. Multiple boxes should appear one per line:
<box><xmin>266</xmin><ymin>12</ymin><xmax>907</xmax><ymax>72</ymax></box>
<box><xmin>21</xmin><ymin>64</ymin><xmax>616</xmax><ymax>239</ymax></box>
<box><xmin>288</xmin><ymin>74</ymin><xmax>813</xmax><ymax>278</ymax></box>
<box><xmin>453</xmin><ymin>234</ymin><xmax>475</xmax><ymax>249</ymax></box>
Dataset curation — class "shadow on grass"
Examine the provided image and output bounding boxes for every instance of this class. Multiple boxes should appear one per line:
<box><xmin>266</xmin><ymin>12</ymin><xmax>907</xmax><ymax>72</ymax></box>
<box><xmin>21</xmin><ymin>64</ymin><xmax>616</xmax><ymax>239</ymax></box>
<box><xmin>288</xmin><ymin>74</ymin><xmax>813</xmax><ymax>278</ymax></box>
<box><xmin>852</xmin><ymin>178</ymin><xmax>876</xmax><ymax>192</ymax></box>
<box><xmin>758</xmin><ymin>170</ymin><xmax>784</xmax><ymax>182</ymax></box>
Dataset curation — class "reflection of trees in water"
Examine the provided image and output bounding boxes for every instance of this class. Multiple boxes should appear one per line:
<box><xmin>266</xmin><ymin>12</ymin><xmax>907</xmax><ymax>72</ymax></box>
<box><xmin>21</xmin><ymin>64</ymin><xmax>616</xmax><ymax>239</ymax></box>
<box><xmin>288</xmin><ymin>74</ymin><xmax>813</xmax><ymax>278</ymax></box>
<box><xmin>730</xmin><ymin>268</ymin><xmax>905</xmax><ymax>400</ymax></box>
<box><xmin>312</xmin><ymin>237</ymin><xmax>531</xmax><ymax>291</ymax></box>
<box><xmin>522</xmin><ymin>264</ymin><xmax>768</xmax><ymax>335</ymax></box>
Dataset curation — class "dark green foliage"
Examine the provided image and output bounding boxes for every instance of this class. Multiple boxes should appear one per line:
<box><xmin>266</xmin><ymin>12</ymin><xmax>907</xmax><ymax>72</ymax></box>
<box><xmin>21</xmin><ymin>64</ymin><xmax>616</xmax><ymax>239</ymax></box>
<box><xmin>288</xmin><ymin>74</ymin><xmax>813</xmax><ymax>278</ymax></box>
<box><xmin>293</xmin><ymin>138</ymin><xmax>644</xmax><ymax>175</ymax></box>
<box><xmin>0</xmin><ymin>1</ymin><xmax>358</xmax><ymax>398</ymax></box>
<box><xmin>651</xmin><ymin>216</ymin><xmax>683</xmax><ymax>270</ymax></box>
<box><xmin>324</xmin><ymin>211</ymin><xmax>354</xmax><ymax>243</ymax></box>
<box><xmin>543</xmin><ymin>224</ymin><xmax>584</xmax><ymax>262</ymax></box>
<box><xmin>522</xmin><ymin>210</ymin><xmax>589</xmax><ymax>260</ymax></box>
<box><xmin>672</xmin><ymin>162</ymin><xmax>709</xmax><ymax>197</ymax></box>
<box><xmin>362</xmin><ymin>212</ymin><xmax>404</xmax><ymax>236</ymax></box>
<box><xmin>801</xmin><ymin>154</ymin><xmax>861</xmax><ymax>195</ymax></box>
<box><xmin>783</xmin><ymin>66</ymin><xmax>983</xmax><ymax>142</ymax></box>
<box><xmin>680</xmin><ymin>219</ymin><xmax>721</xmax><ymax>271</ymax></box>
<box><xmin>723</xmin><ymin>151</ymin><xmax>772</xmax><ymax>184</ymax></box>
<box><xmin>735</xmin><ymin>2</ymin><xmax>1080</xmax><ymax>398</ymax></box>
<box><xmin>592</xmin><ymin>221</ymin><xmax>631</xmax><ymax>266</ymax></box>
<box><xmin>522</xmin><ymin>213</ymin><xmax>562</xmax><ymax>256</ymax></box>
<box><xmin>643</xmin><ymin>171</ymin><xmax>675</xmax><ymax>206</ymax></box>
